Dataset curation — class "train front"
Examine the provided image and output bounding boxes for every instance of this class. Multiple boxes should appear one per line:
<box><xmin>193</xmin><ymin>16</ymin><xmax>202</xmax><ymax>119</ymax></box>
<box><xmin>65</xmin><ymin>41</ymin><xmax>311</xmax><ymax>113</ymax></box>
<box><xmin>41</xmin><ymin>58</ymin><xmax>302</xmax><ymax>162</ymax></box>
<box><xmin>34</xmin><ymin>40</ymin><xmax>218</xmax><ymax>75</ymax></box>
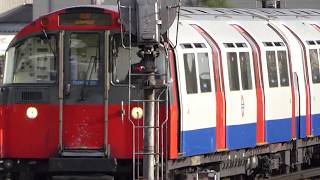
<box><xmin>0</xmin><ymin>6</ymin><xmax>139</xmax><ymax>180</ymax></box>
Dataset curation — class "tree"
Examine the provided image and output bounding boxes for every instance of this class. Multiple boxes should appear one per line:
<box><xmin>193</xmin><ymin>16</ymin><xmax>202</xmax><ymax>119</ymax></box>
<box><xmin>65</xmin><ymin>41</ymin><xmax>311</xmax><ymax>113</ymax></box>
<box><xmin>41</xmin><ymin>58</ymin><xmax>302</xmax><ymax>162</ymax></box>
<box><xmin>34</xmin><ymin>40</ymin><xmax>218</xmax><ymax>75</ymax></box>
<box><xmin>201</xmin><ymin>0</ymin><xmax>229</xmax><ymax>7</ymax></box>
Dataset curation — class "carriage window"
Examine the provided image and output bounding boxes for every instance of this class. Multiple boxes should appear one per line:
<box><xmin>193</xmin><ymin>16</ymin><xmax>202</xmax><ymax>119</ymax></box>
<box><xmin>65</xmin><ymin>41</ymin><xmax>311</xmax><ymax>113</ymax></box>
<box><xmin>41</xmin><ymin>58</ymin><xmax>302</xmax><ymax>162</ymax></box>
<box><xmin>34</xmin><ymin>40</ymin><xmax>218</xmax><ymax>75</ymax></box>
<box><xmin>239</xmin><ymin>52</ymin><xmax>252</xmax><ymax>90</ymax></box>
<box><xmin>4</xmin><ymin>35</ymin><xmax>57</xmax><ymax>84</ymax></box>
<box><xmin>309</xmin><ymin>49</ymin><xmax>320</xmax><ymax>83</ymax></box>
<box><xmin>69</xmin><ymin>33</ymin><xmax>99</xmax><ymax>85</ymax></box>
<box><xmin>277</xmin><ymin>51</ymin><xmax>290</xmax><ymax>86</ymax></box>
<box><xmin>197</xmin><ymin>53</ymin><xmax>211</xmax><ymax>93</ymax></box>
<box><xmin>227</xmin><ymin>52</ymin><xmax>240</xmax><ymax>91</ymax></box>
<box><xmin>184</xmin><ymin>53</ymin><xmax>198</xmax><ymax>94</ymax></box>
<box><xmin>266</xmin><ymin>51</ymin><xmax>278</xmax><ymax>88</ymax></box>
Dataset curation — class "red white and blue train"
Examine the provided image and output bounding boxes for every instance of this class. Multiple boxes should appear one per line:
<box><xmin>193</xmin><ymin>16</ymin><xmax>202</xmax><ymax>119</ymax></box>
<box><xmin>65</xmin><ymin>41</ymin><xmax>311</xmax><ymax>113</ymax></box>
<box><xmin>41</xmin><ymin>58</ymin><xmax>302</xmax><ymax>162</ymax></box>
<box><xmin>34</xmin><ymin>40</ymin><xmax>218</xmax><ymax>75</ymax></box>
<box><xmin>1</xmin><ymin>4</ymin><xmax>320</xmax><ymax>180</ymax></box>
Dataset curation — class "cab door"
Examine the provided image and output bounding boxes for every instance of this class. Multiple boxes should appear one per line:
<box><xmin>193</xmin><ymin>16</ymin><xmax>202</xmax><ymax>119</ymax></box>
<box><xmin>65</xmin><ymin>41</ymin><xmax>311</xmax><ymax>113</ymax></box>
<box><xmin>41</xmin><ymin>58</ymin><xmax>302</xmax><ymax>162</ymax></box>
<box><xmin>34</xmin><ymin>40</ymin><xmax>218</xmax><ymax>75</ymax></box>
<box><xmin>62</xmin><ymin>32</ymin><xmax>105</xmax><ymax>151</ymax></box>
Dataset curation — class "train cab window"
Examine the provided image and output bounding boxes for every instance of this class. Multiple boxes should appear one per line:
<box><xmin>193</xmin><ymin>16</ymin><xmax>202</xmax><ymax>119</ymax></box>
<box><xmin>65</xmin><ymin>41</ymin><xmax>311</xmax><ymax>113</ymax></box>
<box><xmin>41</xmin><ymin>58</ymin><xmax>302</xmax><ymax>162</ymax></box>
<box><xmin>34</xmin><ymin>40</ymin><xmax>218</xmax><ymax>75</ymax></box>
<box><xmin>111</xmin><ymin>35</ymin><xmax>166</xmax><ymax>84</ymax></box>
<box><xmin>227</xmin><ymin>52</ymin><xmax>240</xmax><ymax>91</ymax></box>
<box><xmin>197</xmin><ymin>53</ymin><xmax>211</xmax><ymax>93</ymax></box>
<box><xmin>112</xmin><ymin>45</ymin><xmax>141</xmax><ymax>84</ymax></box>
<box><xmin>309</xmin><ymin>49</ymin><xmax>320</xmax><ymax>83</ymax></box>
<box><xmin>184</xmin><ymin>53</ymin><xmax>198</xmax><ymax>94</ymax></box>
<box><xmin>3</xmin><ymin>35</ymin><xmax>57</xmax><ymax>84</ymax></box>
<box><xmin>266</xmin><ymin>51</ymin><xmax>278</xmax><ymax>88</ymax></box>
<box><xmin>277</xmin><ymin>51</ymin><xmax>290</xmax><ymax>87</ymax></box>
<box><xmin>69</xmin><ymin>33</ymin><xmax>99</xmax><ymax>85</ymax></box>
<box><xmin>239</xmin><ymin>52</ymin><xmax>252</xmax><ymax>90</ymax></box>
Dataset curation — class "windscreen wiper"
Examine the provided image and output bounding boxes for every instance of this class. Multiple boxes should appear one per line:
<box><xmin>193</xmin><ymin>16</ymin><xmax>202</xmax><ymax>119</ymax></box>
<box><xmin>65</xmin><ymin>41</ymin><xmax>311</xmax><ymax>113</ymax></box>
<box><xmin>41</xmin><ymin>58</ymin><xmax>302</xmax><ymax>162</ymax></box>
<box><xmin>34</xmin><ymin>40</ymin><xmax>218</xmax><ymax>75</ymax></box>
<box><xmin>41</xmin><ymin>29</ymin><xmax>57</xmax><ymax>61</ymax></box>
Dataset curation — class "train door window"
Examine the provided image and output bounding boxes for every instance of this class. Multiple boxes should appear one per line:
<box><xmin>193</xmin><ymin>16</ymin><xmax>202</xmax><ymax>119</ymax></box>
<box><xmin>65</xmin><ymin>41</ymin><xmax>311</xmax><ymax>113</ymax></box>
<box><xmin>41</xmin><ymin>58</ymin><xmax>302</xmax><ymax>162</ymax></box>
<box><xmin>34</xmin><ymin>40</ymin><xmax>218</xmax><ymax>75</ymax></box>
<box><xmin>277</xmin><ymin>51</ymin><xmax>290</xmax><ymax>87</ymax></box>
<box><xmin>69</xmin><ymin>33</ymin><xmax>99</xmax><ymax>85</ymax></box>
<box><xmin>309</xmin><ymin>49</ymin><xmax>320</xmax><ymax>83</ymax></box>
<box><xmin>227</xmin><ymin>52</ymin><xmax>240</xmax><ymax>91</ymax></box>
<box><xmin>239</xmin><ymin>52</ymin><xmax>252</xmax><ymax>90</ymax></box>
<box><xmin>266</xmin><ymin>51</ymin><xmax>278</xmax><ymax>88</ymax></box>
<box><xmin>184</xmin><ymin>53</ymin><xmax>198</xmax><ymax>94</ymax></box>
<box><xmin>197</xmin><ymin>53</ymin><xmax>211</xmax><ymax>93</ymax></box>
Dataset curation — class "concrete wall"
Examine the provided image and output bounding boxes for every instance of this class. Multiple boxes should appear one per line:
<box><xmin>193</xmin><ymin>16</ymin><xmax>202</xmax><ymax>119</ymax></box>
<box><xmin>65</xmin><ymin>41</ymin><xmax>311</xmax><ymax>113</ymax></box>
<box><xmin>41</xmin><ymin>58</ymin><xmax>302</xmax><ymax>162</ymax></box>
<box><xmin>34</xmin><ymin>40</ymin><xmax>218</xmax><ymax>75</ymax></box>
<box><xmin>0</xmin><ymin>0</ymin><xmax>32</xmax><ymax>15</ymax></box>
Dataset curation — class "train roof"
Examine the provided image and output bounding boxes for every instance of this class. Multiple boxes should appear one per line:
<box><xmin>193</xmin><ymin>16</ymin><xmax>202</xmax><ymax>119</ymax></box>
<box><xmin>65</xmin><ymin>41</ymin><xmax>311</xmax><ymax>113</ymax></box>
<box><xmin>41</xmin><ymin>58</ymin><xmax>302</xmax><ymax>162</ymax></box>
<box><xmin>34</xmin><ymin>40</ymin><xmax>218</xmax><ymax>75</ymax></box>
<box><xmin>179</xmin><ymin>7</ymin><xmax>320</xmax><ymax>21</ymax></box>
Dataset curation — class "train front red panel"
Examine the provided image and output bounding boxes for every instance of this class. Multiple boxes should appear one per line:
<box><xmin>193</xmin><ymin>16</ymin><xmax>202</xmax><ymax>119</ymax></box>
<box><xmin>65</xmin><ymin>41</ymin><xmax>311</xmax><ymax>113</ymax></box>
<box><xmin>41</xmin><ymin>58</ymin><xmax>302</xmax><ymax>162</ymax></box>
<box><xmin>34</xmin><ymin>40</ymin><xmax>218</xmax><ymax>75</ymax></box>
<box><xmin>63</xmin><ymin>105</ymin><xmax>104</xmax><ymax>149</ymax></box>
<box><xmin>5</xmin><ymin>104</ymin><xmax>59</xmax><ymax>158</ymax></box>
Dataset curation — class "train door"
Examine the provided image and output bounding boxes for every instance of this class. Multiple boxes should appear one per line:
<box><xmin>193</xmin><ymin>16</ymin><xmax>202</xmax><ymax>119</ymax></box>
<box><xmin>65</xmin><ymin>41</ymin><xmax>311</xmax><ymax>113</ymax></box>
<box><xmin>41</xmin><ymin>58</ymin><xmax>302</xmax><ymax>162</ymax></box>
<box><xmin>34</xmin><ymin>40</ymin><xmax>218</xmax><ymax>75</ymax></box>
<box><xmin>222</xmin><ymin>46</ymin><xmax>257</xmax><ymax>150</ymax></box>
<box><xmin>262</xmin><ymin>47</ymin><xmax>292</xmax><ymax>143</ymax></box>
<box><xmin>62</xmin><ymin>31</ymin><xmax>105</xmax><ymax>152</ymax></box>
<box><xmin>306</xmin><ymin>46</ymin><xmax>320</xmax><ymax>136</ymax></box>
<box><xmin>176</xmin><ymin>43</ymin><xmax>217</xmax><ymax>156</ymax></box>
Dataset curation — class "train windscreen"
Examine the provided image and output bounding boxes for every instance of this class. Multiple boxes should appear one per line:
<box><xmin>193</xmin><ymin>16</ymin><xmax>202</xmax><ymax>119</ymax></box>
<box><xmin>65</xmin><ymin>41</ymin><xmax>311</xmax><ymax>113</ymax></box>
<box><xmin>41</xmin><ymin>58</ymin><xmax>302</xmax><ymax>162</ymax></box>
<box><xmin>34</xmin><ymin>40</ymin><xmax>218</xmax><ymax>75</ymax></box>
<box><xmin>3</xmin><ymin>35</ymin><xmax>57</xmax><ymax>84</ymax></box>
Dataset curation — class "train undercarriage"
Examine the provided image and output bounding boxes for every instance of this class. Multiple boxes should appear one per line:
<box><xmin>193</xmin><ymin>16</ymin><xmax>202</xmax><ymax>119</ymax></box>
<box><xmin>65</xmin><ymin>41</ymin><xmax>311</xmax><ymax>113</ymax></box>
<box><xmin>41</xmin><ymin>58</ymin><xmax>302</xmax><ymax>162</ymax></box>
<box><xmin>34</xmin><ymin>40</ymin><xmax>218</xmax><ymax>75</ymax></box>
<box><xmin>1</xmin><ymin>136</ymin><xmax>320</xmax><ymax>180</ymax></box>
<box><xmin>169</xmin><ymin>136</ymin><xmax>320</xmax><ymax>180</ymax></box>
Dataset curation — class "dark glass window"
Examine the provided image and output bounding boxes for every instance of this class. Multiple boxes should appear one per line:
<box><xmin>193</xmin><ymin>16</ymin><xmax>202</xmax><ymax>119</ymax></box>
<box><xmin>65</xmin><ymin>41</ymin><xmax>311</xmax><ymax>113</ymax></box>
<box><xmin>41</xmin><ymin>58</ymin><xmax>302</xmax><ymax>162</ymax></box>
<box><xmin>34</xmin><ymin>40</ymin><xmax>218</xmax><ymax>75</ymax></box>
<box><xmin>60</xmin><ymin>12</ymin><xmax>112</xmax><ymax>26</ymax></box>
<box><xmin>69</xmin><ymin>33</ymin><xmax>99</xmax><ymax>85</ymax></box>
<box><xmin>227</xmin><ymin>52</ymin><xmax>240</xmax><ymax>91</ymax></box>
<box><xmin>236</xmin><ymin>43</ymin><xmax>247</xmax><ymax>48</ymax></box>
<box><xmin>194</xmin><ymin>43</ymin><xmax>206</xmax><ymax>48</ymax></box>
<box><xmin>266</xmin><ymin>51</ymin><xmax>278</xmax><ymax>88</ymax></box>
<box><xmin>224</xmin><ymin>43</ymin><xmax>235</xmax><ymax>48</ymax></box>
<box><xmin>180</xmin><ymin>44</ymin><xmax>193</xmax><ymax>49</ymax></box>
<box><xmin>263</xmin><ymin>42</ymin><xmax>273</xmax><ymax>47</ymax></box>
<box><xmin>277</xmin><ymin>51</ymin><xmax>290</xmax><ymax>87</ymax></box>
<box><xmin>239</xmin><ymin>52</ymin><xmax>252</xmax><ymax>90</ymax></box>
<box><xmin>197</xmin><ymin>53</ymin><xmax>211</xmax><ymax>93</ymax></box>
<box><xmin>309</xmin><ymin>49</ymin><xmax>320</xmax><ymax>83</ymax></box>
<box><xmin>184</xmin><ymin>53</ymin><xmax>198</xmax><ymax>94</ymax></box>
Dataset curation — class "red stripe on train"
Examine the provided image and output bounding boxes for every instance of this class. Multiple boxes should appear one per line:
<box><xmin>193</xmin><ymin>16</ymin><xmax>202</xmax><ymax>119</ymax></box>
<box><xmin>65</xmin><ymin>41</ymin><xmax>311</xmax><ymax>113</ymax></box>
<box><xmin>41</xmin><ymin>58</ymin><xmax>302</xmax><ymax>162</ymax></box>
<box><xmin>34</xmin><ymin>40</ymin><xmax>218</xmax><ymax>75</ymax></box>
<box><xmin>191</xmin><ymin>24</ymin><xmax>227</xmax><ymax>151</ymax></box>
<box><xmin>232</xmin><ymin>24</ymin><xmax>266</xmax><ymax>144</ymax></box>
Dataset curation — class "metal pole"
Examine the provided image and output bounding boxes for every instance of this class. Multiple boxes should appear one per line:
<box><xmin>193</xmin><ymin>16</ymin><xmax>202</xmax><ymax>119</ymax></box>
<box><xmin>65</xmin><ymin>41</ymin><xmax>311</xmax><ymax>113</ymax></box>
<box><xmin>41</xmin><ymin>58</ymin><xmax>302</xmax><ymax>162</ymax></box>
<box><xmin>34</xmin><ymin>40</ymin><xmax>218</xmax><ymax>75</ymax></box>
<box><xmin>142</xmin><ymin>51</ymin><xmax>156</xmax><ymax>180</ymax></box>
<box><xmin>58</xmin><ymin>31</ymin><xmax>65</xmax><ymax>153</ymax></box>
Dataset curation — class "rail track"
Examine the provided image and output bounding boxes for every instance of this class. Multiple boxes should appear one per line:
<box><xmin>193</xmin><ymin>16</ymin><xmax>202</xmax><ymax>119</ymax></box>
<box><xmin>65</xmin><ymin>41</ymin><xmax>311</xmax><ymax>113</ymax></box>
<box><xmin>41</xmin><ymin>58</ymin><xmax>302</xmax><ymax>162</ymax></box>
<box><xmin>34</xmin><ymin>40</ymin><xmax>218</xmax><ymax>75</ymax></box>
<box><xmin>270</xmin><ymin>167</ymin><xmax>320</xmax><ymax>180</ymax></box>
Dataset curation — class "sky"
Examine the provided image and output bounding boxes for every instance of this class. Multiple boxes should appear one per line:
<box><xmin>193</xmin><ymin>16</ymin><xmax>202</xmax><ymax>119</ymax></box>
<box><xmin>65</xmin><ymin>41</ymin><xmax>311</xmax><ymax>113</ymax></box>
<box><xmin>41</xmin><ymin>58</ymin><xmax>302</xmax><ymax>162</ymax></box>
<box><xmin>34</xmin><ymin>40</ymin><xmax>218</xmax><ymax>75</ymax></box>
<box><xmin>0</xmin><ymin>35</ymin><xmax>14</xmax><ymax>55</ymax></box>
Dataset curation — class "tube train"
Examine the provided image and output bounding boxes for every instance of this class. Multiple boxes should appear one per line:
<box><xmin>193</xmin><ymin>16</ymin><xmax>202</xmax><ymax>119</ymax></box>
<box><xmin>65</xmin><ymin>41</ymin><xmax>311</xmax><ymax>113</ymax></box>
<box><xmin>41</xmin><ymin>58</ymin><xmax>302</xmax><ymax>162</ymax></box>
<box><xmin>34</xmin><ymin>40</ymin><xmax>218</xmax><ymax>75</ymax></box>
<box><xmin>1</xmin><ymin>4</ymin><xmax>320</xmax><ymax>180</ymax></box>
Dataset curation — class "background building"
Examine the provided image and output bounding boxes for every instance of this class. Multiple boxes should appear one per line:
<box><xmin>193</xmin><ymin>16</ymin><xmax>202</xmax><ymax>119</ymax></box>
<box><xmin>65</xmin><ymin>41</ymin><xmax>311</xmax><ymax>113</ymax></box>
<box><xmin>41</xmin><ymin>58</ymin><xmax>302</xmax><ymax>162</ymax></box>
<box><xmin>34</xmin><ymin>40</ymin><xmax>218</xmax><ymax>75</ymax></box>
<box><xmin>0</xmin><ymin>0</ymin><xmax>32</xmax><ymax>14</ymax></box>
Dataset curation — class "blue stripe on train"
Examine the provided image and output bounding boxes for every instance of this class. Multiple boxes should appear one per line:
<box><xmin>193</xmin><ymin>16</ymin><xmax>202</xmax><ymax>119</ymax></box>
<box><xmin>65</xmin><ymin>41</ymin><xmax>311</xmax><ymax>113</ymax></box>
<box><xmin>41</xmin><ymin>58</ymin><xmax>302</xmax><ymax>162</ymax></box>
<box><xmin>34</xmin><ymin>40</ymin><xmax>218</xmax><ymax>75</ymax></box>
<box><xmin>181</xmin><ymin>115</ymin><xmax>320</xmax><ymax>157</ymax></box>
<box><xmin>299</xmin><ymin>116</ymin><xmax>306</xmax><ymax>138</ymax></box>
<box><xmin>266</xmin><ymin>118</ymin><xmax>291</xmax><ymax>143</ymax></box>
<box><xmin>182</xmin><ymin>127</ymin><xmax>216</xmax><ymax>157</ymax></box>
<box><xmin>311</xmin><ymin>114</ymin><xmax>320</xmax><ymax>136</ymax></box>
<box><xmin>226</xmin><ymin>123</ymin><xmax>256</xmax><ymax>150</ymax></box>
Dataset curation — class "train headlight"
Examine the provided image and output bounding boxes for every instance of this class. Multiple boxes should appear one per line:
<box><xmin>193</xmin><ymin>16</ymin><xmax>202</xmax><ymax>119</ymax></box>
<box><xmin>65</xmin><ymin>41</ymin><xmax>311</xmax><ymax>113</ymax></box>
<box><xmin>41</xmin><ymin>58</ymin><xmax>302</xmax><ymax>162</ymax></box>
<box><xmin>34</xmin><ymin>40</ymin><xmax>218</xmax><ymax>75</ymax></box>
<box><xmin>131</xmin><ymin>107</ymin><xmax>143</xmax><ymax>120</ymax></box>
<box><xmin>26</xmin><ymin>107</ymin><xmax>38</xmax><ymax>119</ymax></box>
